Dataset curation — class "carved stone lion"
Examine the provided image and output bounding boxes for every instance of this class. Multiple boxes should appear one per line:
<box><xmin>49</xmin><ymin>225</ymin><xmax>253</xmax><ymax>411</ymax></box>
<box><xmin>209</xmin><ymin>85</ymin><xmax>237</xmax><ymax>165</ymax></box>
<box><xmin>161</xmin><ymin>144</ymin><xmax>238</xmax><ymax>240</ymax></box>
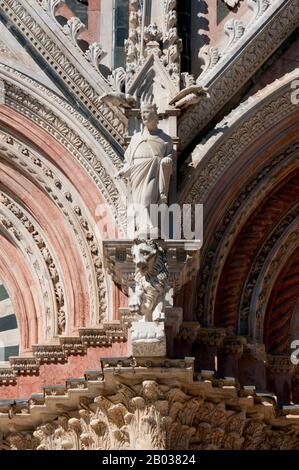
<box><xmin>129</xmin><ymin>240</ymin><xmax>168</xmax><ymax>322</ymax></box>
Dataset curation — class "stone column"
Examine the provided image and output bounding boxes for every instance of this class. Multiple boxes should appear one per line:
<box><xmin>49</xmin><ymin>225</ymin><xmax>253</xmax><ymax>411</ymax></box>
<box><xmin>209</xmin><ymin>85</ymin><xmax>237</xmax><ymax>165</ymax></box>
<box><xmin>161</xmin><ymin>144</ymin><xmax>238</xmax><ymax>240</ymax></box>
<box><xmin>173</xmin><ymin>322</ymin><xmax>200</xmax><ymax>358</ymax></box>
<box><xmin>238</xmin><ymin>344</ymin><xmax>267</xmax><ymax>391</ymax></box>
<box><xmin>267</xmin><ymin>355</ymin><xmax>295</xmax><ymax>403</ymax></box>
<box><xmin>217</xmin><ymin>336</ymin><xmax>246</xmax><ymax>379</ymax></box>
<box><xmin>193</xmin><ymin>328</ymin><xmax>226</xmax><ymax>372</ymax></box>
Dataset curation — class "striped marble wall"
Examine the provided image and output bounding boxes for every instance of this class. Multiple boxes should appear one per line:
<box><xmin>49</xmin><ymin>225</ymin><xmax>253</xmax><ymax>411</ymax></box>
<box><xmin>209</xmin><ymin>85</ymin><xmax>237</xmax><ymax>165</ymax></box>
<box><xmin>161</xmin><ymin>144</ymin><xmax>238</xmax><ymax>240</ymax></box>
<box><xmin>0</xmin><ymin>282</ymin><xmax>19</xmax><ymax>362</ymax></box>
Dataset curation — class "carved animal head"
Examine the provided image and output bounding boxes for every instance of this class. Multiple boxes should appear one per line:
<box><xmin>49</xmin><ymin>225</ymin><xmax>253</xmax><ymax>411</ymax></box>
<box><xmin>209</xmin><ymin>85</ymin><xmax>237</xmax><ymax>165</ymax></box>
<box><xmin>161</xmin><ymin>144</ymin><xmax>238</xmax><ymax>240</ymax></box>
<box><xmin>131</xmin><ymin>240</ymin><xmax>158</xmax><ymax>274</ymax></box>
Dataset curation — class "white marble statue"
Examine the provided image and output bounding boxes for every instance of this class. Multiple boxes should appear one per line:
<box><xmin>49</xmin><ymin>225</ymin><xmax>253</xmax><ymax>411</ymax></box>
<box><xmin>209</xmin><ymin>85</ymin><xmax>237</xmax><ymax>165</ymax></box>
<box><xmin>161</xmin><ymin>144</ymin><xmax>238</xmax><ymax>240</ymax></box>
<box><xmin>116</xmin><ymin>103</ymin><xmax>173</xmax><ymax>236</ymax></box>
<box><xmin>129</xmin><ymin>239</ymin><xmax>169</xmax><ymax>357</ymax></box>
<box><xmin>129</xmin><ymin>239</ymin><xmax>168</xmax><ymax>322</ymax></box>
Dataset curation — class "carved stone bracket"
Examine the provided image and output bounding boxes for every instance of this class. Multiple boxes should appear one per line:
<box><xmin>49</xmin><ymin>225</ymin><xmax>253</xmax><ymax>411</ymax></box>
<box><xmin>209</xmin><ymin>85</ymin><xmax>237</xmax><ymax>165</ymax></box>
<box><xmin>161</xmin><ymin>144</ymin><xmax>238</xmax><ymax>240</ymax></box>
<box><xmin>103</xmin><ymin>239</ymin><xmax>200</xmax><ymax>357</ymax></box>
<box><xmin>103</xmin><ymin>239</ymin><xmax>201</xmax><ymax>296</ymax></box>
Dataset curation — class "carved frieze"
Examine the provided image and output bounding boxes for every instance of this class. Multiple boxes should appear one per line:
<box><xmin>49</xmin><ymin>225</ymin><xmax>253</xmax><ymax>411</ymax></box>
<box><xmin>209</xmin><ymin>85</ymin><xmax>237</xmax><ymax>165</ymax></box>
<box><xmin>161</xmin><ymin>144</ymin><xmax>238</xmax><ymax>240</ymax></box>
<box><xmin>3</xmin><ymin>373</ymin><xmax>299</xmax><ymax>450</ymax></box>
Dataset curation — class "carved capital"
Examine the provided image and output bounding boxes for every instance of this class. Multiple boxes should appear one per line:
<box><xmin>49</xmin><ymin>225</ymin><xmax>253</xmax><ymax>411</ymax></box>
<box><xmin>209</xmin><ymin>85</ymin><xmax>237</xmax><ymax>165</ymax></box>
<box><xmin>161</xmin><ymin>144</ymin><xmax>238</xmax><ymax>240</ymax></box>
<box><xmin>267</xmin><ymin>355</ymin><xmax>296</xmax><ymax>375</ymax></box>
<box><xmin>177</xmin><ymin>322</ymin><xmax>201</xmax><ymax>342</ymax></box>
<box><xmin>241</xmin><ymin>343</ymin><xmax>267</xmax><ymax>363</ymax></box>
<box><xmin>220</xmin><ymin>336</ymin><xmax>247</xmax><ymax>356</ymax></box>
<box><xmin>195</xmin><ymin>328</ymin><xmax>226</xmax><ymax>347</ymax></box>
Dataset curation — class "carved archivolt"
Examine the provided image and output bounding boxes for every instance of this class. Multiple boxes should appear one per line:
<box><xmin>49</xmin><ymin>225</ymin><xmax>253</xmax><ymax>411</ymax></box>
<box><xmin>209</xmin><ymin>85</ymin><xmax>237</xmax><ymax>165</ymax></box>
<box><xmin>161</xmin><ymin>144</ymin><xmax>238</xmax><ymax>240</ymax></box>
<box><xmin>0</xmin><ymin>65</ymin><xmax>128</xmax><ymax>232</ymax></box>
<box><xmin>179</xmin><ymin>72</ymin><xmax>299</xmax><ymax>333</ymax></box>
<box><xmin>240</xmin><ymin>205</ymin><xmax>299</xmax><ymax>337</ymax></box>
<box><xmin>249</xmin><ymin>217</ymin><xmax>299</xmax><ymax>342</ymax></box>
<box><xmin>181</xmin><ymin>69</ymin><xmax>299</xmax><ymax>206</ymax></box>
<box><xmin>0</xmin><ymin>0</ymin><xmax>127</xmax><ymax>147</ymax></box>
<box><xmin>264</xmin><ymin>248</ymin><xmax>299</xmax><ymax>354</ymax></box>
<box><xmin>3</xmin><ymin>378</ymin><xmax>299</xmax><ymax>450</ymax></box>
<box><xmin>193</xmin><ymin>140</ymin><xmax>299</xmax><ymax>328</ymax></box>
<box><xmin>179</xmin><ymin>0</ymin><xmax>299</xmax><ymax>150</ymax></box>
<box><xmin>0</xmin><ymin>191</ymin><xmax>67</xmax><ymax>337</ymax></box>
<box><xmin>0</xmin><ymin>132</ymin><xmax>108</xmax><ymax>335</ymax></box>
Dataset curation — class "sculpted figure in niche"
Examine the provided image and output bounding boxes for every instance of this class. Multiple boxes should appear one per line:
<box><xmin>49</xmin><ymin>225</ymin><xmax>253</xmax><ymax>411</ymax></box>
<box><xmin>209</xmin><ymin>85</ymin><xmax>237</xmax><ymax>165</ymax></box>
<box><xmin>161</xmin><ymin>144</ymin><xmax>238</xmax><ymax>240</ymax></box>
<box><xmin>116</xmin><ymin>103</ymin><xmax>173</xmax><ymax>236</ymax></box>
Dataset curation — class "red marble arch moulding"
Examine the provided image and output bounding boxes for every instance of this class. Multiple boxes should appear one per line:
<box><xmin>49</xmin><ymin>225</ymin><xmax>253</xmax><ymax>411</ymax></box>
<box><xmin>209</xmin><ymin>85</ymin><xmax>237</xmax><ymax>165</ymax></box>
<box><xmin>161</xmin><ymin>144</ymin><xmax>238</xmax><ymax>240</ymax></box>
<box><xmin>0</xmin><ymin>105</ymin><xmax>119</xmax><ymax>350</ymax></box>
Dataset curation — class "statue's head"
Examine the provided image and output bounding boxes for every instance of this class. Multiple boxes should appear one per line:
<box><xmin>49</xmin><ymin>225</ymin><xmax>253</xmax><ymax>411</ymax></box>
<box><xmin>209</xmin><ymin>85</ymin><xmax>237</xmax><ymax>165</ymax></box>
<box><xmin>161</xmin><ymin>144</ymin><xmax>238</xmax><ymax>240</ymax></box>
<box><xmin>140</xmin><ymin>103</ymin><xmax>159</xmax><ymax>131</ymax></box>
<box><xmin>131</xmin><ymin>239</ymin><xmax>158</xmax><ymax>274</ymax></box>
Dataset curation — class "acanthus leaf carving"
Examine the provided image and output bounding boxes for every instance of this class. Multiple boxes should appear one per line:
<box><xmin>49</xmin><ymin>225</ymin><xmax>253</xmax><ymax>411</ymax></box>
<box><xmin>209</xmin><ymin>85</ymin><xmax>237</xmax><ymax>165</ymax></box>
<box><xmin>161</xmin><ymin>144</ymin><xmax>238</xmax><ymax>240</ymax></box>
<box><xmin>224</xmin><ymin>18</ymin><xmax>245</xmax><ymax>49</ymax></box>
<box><xmin>247</xmin><ymin>0</ymin><xmax>270</xmax><ymax>20</ymax></box>
<box><xmin>40</xmin><ymin>0</ymin><xmax>63</xmax><ymax>17</ymax></box>
<box><xmin>198</xmin><ymin>45</ymin><xmax>220</xmax><ymax>76</ymax></box>
<box><xmin>4</xmin><ymin>377</ymin><xmax>299</xmax><ymax>450</ymax></box>
<box><xmin>63</xmin><ymin>17</ymin><xmax>86</xmax><ymax>46</ymax></box>
<box><xmin>85</xmin><ymin>43</ymin><xmax>104</xmax><ymax>72</ymax></box>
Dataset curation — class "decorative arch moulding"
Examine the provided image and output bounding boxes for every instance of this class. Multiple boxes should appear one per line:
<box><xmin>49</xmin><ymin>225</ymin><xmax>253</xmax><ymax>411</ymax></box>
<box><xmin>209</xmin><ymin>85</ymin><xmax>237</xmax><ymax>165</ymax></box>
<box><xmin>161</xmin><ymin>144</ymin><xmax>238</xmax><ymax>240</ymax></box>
<box><xmin>0</xmin><ymin>0</ymin><xmax>128</xmax><ymax>149</ymax></box>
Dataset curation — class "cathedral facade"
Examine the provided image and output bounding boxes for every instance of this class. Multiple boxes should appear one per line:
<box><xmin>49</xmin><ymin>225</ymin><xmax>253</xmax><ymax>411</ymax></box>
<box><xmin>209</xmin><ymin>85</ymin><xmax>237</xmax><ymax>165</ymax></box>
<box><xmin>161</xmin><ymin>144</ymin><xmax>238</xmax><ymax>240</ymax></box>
<box><xmin>0</xmin><ymin>0</ymin><xmax>299</xmax><ymax>450</ymax></box>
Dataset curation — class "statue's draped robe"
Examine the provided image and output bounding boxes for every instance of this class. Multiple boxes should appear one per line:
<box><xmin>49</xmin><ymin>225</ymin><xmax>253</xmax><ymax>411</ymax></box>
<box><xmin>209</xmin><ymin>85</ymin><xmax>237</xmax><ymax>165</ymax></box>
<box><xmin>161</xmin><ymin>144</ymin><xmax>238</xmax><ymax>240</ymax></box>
<box><xmin>122</xmin><ymin>128</ymin><xmax>173</xmax><ymax>209</ymax></box>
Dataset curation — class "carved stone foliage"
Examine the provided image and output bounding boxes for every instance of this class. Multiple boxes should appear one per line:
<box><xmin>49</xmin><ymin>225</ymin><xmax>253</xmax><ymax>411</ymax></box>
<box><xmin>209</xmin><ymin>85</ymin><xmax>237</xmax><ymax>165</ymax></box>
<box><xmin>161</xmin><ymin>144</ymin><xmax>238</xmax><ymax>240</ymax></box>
<box><xmin>63</xmin><ymin>17</ymin><xmax>85</xmax><ymax>44</ymax></box>
<box><xmin>47</xmin><ymin>4</ymin><xmax>105</xmax><ymax>73</ymax></box>
<box><xmin>4</xmin><ymin>378</ymin><xmax>299</xmax><ymax>450</ymax></box>
<box><xmin>125</xmin><ymin>0</ymin><xmax>142</xmax><ymax>81</ymax></box>
<box><xmin>162</xmin><ymin>0</ymin><xmax>182</xmax><ymax>82</ymax></box>
<box><xmin>126</xmin><ymin>0</ymin><xmax>181</xmax><ymax>89</ymax></box>
<box><xmin>84</xmin><ymin>43</ymin><xmax>104</xmax><ymax>72</ymax></box>
<box><xmin>198</xmin><ymin>46</ymin><xmax>220</xmax><ymax>76</ymax></box>
<box><xmin>247</xmin><ymin>0</ymin><xmax>270</xmax><ymax>20</ymax></box>
<box><xmin>224</xmin><ymin>19</ymin><xmax>245</xmax><ymax>48</ymax></box>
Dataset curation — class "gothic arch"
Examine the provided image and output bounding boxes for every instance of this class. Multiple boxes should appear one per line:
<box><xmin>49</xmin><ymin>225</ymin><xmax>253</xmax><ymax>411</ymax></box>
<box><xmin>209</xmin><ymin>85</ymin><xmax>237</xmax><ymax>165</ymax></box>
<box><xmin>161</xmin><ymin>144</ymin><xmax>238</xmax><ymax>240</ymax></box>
<box><xmin>179</xmin><ymin>71</ymin><xmax>299</xmax><ymax>346</ymax></box>
<box><xmin>0</xmin><ymin>69</ymin><xmax>127</xmax><ymax>354</ymax></box>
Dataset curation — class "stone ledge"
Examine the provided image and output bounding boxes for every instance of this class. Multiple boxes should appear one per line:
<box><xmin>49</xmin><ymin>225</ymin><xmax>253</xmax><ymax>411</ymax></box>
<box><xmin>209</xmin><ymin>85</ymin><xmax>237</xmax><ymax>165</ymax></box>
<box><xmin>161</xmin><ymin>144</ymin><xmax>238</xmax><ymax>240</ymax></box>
<box><xmin>0</xmin><ymin>325</ymin><xmax>128</xmax><ymax>385</ymax></box>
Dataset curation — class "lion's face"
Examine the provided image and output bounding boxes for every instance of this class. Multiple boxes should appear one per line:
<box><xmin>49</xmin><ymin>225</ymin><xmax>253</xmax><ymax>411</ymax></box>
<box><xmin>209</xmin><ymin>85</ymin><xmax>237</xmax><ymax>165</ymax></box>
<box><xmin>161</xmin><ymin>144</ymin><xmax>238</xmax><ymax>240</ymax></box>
<box><xmin>132</xmin><ymin>242</ymin><xmax>157</xmax><ymax>274</ymax></box>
